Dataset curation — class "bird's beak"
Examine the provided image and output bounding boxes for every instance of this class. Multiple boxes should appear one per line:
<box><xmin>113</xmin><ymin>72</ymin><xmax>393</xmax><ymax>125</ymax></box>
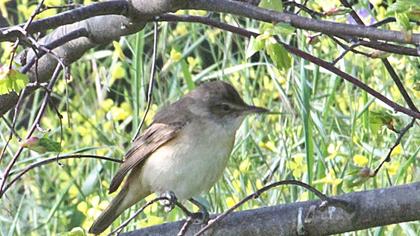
<box><xmin>243</xmin><ymin>104</ymin><xmax>270</xmax><ymax>114</ymax></box>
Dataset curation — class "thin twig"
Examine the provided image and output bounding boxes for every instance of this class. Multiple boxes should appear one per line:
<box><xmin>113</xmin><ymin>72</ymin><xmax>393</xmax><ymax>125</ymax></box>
<box><xmin>177</xmin><ymin>217</ymin><xmax>194</xmax><ymax>236</ymax></box>
<box><xmin>1</xmin><ymin>117</ymin><xmax>21</xmax><ymax>140</ymax></box>
<box><xmin>283</xmin><ymin>1</ymin><xmax>323</xmax><ymax>18</ymax></box>
<box><xmin>7</xmin><ymin>0</ymin><xmax>46</xmax><ymax>69</ymax></box>
<box><xmin>0</xmin><ymin>0</ymin><xmax>129</xmax><ymax>42</ymax></box>
<box><xmin>132</xmin><ymin>21</ymin><xmax>159</xmax><ymax>142</ymax></box>
<box><xmin>0</xmin><ymin>0</ymin><xmax>47</xmax><ymax>165</ymax></box>
<box><xmin>0</xmin><ymin>64</ymin><xmax>62</xmax><ymax>197</ymax></box>
<box><xmin>40</xmin><ymin>3</ymin><xmax>82</xmax><ymax>12</ymax></box>
<box><xmin>373</xmin><ymin>118</ymin><xmax>416</xmax><ymax>176</ymax></box>
<box><xmin>21</xmin><ymin>28</ymin><xmax>89</xmax><ymax>74</ymax></box>
<box><xmin>332</xmin><ymin>41</ymin><xmax>362</xmax><ymax>65</ymax></box>
<box><xmin>108</xmin><ymin>196</ymin><xmax>193</xmax><ymax>235</ymax></box>
<box><xmin>381</xmin><ymin>59</ymin><xmax>419</xmax><ymax>112</ymax></box>
<box><xmin>337</xmin><ymin>0</ymin><xmax>418</xmax><ymax>176</ymax></box>
<box><xmin>195</xmin><ymin>180</ymin><xmax>354</xmax><ymax>236</ymax></box>
<box><xmin>338</xmin><ymin>0</ymin><xmax>419</xmax><ymax>113</ymax></box>
<box><xmin>2</xmin><ymin>154</ymin><xmax>122</xmax><ymax>195</ymax></box>
<box><xmin>108</xmin><ymin>197</ymin><xmax>169</xmax><ymax>235</ymax></box>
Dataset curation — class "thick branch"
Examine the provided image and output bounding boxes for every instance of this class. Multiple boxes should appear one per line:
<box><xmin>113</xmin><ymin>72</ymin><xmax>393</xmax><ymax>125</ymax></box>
<box><xmin>122</xmin><ymin>182</ymin><xmax>420</xmax><ymax>236</ymax></box>
<box><xmin>187</xmin><ymin>0</ymin><xmax>420</xmax><ymax>45</ymax></box>
<box><xmin>0</xmin><ymin>0</ymin><xmax>129</xmax><ymax>42</ymax></box>
<box><xmin>0</xmin><ymin>0</ymin><xmax>189</xmax><ymax>116</ymax></box>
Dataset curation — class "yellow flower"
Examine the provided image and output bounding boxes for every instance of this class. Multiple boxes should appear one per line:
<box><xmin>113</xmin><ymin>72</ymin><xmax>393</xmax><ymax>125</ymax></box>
<box><xmin>326</xmin><ymin>142</ymin><xmax>341</xmax><ymax>160</ymax></box>
<box><xmin>120</xmin><ymin>102</ymin><xmax>132</xmax><ymax>112</ymax></box>
<box><xmin>287</xmin><ymin>154</ymin><xmax>307</xmax><ymax>178</ymax></box>
<box><xmin>226</xmin><ymin>196</ymin><xmax>239</xmax><ymax>208</ymax></box>
<box><xmin>239</xmin><ymin>159</ymin><xmax>251</xmax><ymax>172</ymax></box>
<box><xmin>299</xmin><ymin>192</ymin><xmax>309</xmax><ymax>201</ymax></box>
<box><xmin>113</xmin><ymin>41</ymin><xmax>126</xmax><ymax>60</ymax></box>
<box><xmin>187</xmin><ymin>56</ymin><xmax>199</xmax><ymax>70</ymax></box>
<box><xmin>174</xmin><ymin>24</ymin><xmax>188</xmax><ymax>36</ymax></box>
<box><xmin>110</xmin><ymin>104</ymin><xmax>131</xmax><ymax>121</ymax></box>
<box><xmin>385</xmin><ymin>162</ymin><xmax>400</xmax><ymax>176</ymax></box>
<box><xmin>353</xmin><ymin>154</ymin><xmax>368</xmax><ymax>167</ymax></box>
<box><xmin>139</xmin><ymin>215</ymin><xmax>164</xmax><ymax>227</ymax></box>
<box><xmin>77</xmin><ymin>201</ymin><xmax>88</xmax><ymax>214</ymax></box>
<box><xmin>390</xmin><ymin>144</ymin><xmax>403</xmax><ymax>157</ymax></box>
<box><xmin>314</xmin><ymin>171</ymin><xmax>342</xmax><ymax>195</ymax></box>
<box><xmin>170</xmin><ymin>48</ymin><xmax>182</xmax><ymax>62</ymax></box>
<box><xmin>260</xmin><ymin>141</ymin><xmax>276</xmax><ymax>152</ymax></box>
<box><xmin>103</xmin><ymin>120</ymin><xmax>113</xmax><ymax>132</ymax></box>
<box><xmin>233</xmin><ymin>169</ymin><xmax>240</xmax><ymax>179</ymax></box>
<box><xmin>100</xmin><ymin>98</ymin><xmax>114</xmax><ymax>111</ymax></box>
<box><xmin>188</xmin><ymin>10</ymin><xmax>207</xmax><ymax>16</ymax></box>
<box><xmin>111</xmin><ymin>62</ymin><xmax>126</xmax><ymax>82</ymax></box>
<box><xmin>76</xmin><ymin>125</ymin><xmax>90</xmax><ymax>136</ymax></box>
<box><xmin>232</xmin><ymin>179</ymin><xmax>241</xmax><ymax>192</ymax></box>
<box><xmin>69</xmin><ymin>185</ymin><xmax>79</xmax><ymax>198</ymax></box>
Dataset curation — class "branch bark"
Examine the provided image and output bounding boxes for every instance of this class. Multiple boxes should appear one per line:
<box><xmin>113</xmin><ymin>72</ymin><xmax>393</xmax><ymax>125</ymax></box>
<box><xmin>187</xmin><ymin>0</ymin><xmax>420</xmax><ymax>44</ymax></box>
<box><xmin>121</xmin><ymin>182</ymin><xmax>420</xmax><ymax>236</ymax></box>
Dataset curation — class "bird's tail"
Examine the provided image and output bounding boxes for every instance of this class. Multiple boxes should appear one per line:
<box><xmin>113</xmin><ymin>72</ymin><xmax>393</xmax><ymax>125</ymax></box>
<box><xmin>88</xmin><ymin>183</ymin><xmax>149</xmax><ymax>235</ymax></box>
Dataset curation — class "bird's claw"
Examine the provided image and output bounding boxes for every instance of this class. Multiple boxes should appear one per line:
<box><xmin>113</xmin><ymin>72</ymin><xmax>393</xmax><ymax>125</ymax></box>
<box><xmin>160</xmin><ymin>191</ymin><xmax>177</xmax><ymax>212</ymax></box>
<box><xmin>189</xmin><ymin>211</ymin><xmax>209</xmax><ymax>224</ymax></box>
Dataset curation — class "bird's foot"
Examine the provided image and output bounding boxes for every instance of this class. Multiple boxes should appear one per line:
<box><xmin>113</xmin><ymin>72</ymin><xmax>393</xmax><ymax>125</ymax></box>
<box><xmin>189</xmin><ymin>211</ymin><xmax>209</xmax><ymax>225</ymax></box>
<box><xmin>160</xmin><ymin>191</ymin><xmax>178</xmax><ymax>212</ymax></box>
<box><xmin>189</xmin><ymin>198</ymin><xmax>210</xmax><ymax>224</ymax></box>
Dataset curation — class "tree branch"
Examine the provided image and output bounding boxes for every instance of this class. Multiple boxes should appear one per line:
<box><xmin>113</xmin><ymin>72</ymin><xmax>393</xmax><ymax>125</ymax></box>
<box><xmin>122</xmin><ymin>182</ymin><xmax>420</xmax><ymax>236</ymax></box>
<box><xmin>187</xmin><ymin>0</ymin><xmax>420</xmax><ymax>44</ymax></box>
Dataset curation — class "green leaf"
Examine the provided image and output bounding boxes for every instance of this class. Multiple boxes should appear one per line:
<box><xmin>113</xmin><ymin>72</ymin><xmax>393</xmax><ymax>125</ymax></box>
<box><xmin>344</xmin><ymin>167</ymin><xmax>373</xmax><ymax>188</ymax></box>
<box><xmin>181</xmin><ymin>60</ymin><xmax>195</xmax><ymax>90</ymax></box>
<box><xmin>38</xmin><ymin>137</ymin><xmax>61</xmax><ymax>152</ymax></box>
<box><xmin>0</xmin><ymin>68</ymin><xmax>29</xmax><ymax>95</ymax></box>
<box><xmin>21</xmin><ymin>136</ymin><xmax>61</xmax><ymax>153</ymax></box>
<box><xmin>395</xmin><ymin>12</ymin><xmax>412</xmax><ymax>30</ymax></box>
<box><xmin>266</xmin><ymin>43</ymin><xmax>291</xmax><ymax>70</ymax></box>
<box><xmin>259</xmin><ymin>0</ymin><xmax>283</xmax><ymax>12</ymax></box>
<box><xmin>387</xmin><ymin>0</ymin><xmax>420</xmax><ymax>21</ymax></box>
<box><xmin>369</xmin><ymin>111</ymin><xmax>395</xmax><ymax>133</ymax></box>
<box><xmin>273</xmin><ymin>23</ymin><xmax>296</xmax><ymax>35</ymax></box>
<box><xmin>245</xmin><ymin>36</ymin><xmax>265</xmax><ymax>58</ymax></box>
<box><xmin>65</xmin><ymin>227</ymin><xmax>85</xmax><ymax>236</ymax></box>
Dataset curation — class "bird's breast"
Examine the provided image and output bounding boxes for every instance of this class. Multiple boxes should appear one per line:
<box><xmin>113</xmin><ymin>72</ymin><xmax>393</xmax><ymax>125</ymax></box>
<box><xmin>139</xmin><ymin>120</ymin><xmax>236</xmax><ymax>200</ymax></box>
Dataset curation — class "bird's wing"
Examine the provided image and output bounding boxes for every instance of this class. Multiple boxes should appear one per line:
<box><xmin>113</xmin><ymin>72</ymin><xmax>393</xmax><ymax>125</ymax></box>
<box><xmin>108</xmin><ymin>122</ymin><xmax>186</xmax><ymax>193</ymax></box>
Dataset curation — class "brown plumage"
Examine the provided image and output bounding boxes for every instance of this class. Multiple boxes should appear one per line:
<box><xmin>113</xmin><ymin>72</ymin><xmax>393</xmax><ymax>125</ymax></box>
<box><xmin>88</xmin><ymin>81</ymin><xmax>268</xmax><ymax>234</ymax></box>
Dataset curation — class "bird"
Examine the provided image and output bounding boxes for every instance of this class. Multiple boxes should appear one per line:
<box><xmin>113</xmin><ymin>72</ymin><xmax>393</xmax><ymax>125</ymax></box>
<box><xmin>89</xmin><ymin>80</ymin><xmax>268</xmax><ymax>234</ymax></box>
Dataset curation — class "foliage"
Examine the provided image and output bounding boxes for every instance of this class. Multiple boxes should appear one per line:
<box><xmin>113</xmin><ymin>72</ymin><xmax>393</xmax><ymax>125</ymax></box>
<box><xmin>0</xmin><ymin>0</ymin><xmax>419</xmax><ymax>235</ymax></box>
<box><xmin>0</xmin><ymin>67</ymin><xmax>29</xmax><ymax>95</ymax></box>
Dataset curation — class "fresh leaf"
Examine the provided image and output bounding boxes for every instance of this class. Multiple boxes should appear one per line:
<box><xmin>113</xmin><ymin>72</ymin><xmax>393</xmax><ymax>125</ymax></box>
<box><xmin>245</xmin><ymin>36</ymin><xmax>265</xmax><ymax>58</ymax></box>
<box><xmin>0</xmin><ymin>67</ymin><xmax>29</xmax><ymax>95</ymax></box>
<box><xmin>386</xmin><ymin>0</ymin><xmax>420</xmax><ymax>21</ymax></box>
<box><xmin>369</xmin><ymin>111</ymin><xmax>396</xmax><ymax>133</ymax></box>
<box><xmin>345</xmin><ymin>167</ymin><xmax>373</xmax><ymax>188</ymax></box>
<box><xmin>21</xmin><ymin>136</ymin><xmax>61</xmax><ymax>153</ymax></box>
<box><xmin>259</xmin><ymin>0</ymin><xmax>283</xmax><ymax>12</ymax></box>
<box><xmin>395</xmin><ymin>12</ymin><xmax>412</xmax><ymax>30</ymax></box>
<box><xmin>65</xmin><ymin>227</ymin><xmax>85</xmax><ymax>236</ymax></box>
<box><xmin>266</xmin><ymin>42</ymin><xmax>291</xmax><ymax>70</ymax></box>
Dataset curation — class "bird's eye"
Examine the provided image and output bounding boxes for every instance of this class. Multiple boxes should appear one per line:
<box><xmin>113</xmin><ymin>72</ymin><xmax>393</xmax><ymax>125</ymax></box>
<box><xmin>221</xmin><ymin>104</ymin><xmax>231</xmax><ymax>111</ymax></box>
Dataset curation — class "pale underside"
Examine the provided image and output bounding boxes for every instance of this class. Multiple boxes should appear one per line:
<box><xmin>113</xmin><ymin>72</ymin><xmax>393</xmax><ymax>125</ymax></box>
<box><xmin>133</xmin><ymin>118</ymin><xmax>238</xmax><ymax>200</ymax></box>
